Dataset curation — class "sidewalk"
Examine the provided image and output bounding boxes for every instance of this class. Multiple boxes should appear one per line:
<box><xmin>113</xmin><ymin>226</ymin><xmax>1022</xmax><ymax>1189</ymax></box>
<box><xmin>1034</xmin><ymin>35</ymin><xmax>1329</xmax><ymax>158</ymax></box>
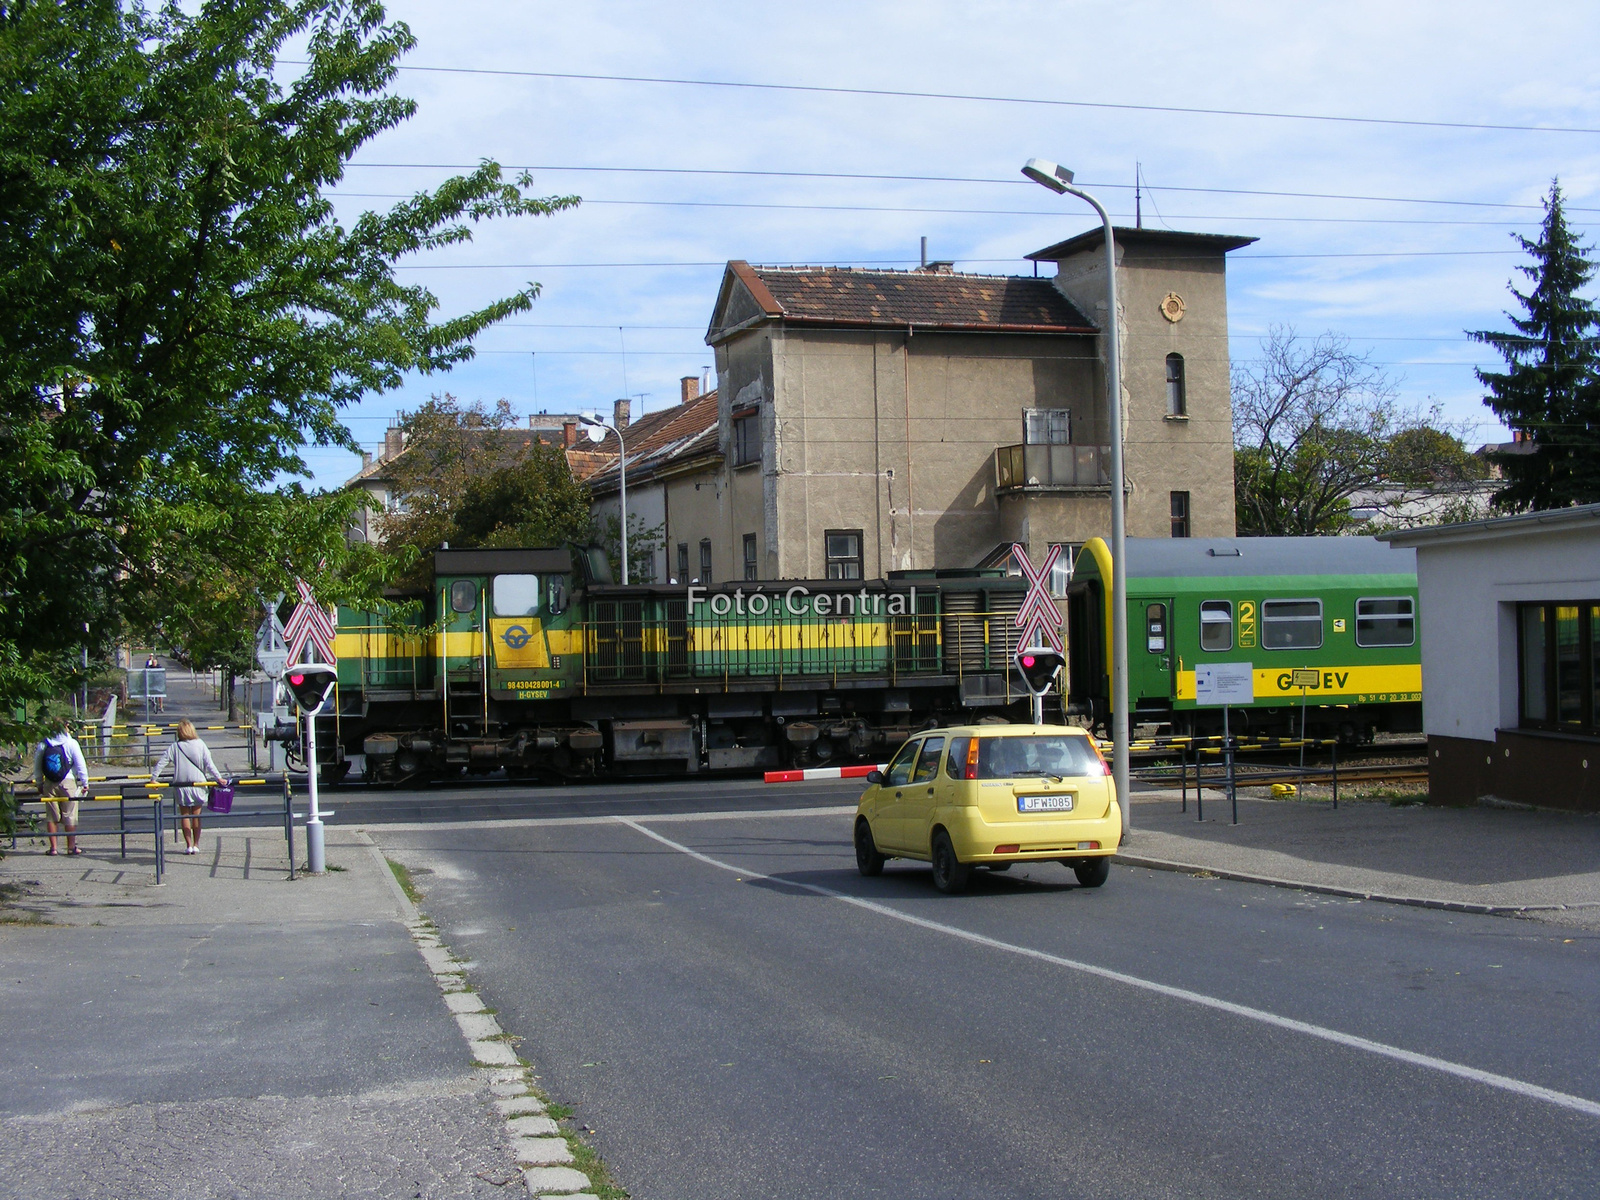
<box><xmin>1121</xmin><ymin>788</ymin><xmax>1600</xmax><ymax>926</ymax></box>
<box><xmin>0</xmin><ymin>825</ymin><xmax>530</xmax><ymax>1199</ymax></box>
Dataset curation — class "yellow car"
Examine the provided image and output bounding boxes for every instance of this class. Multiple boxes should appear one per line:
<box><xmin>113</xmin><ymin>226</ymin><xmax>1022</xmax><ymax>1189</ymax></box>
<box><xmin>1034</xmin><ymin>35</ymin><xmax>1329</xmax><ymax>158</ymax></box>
<box><xmin>853</xmin><ymin>724</ymin><xmax>1121</xmax><ymax>894</ymax></box>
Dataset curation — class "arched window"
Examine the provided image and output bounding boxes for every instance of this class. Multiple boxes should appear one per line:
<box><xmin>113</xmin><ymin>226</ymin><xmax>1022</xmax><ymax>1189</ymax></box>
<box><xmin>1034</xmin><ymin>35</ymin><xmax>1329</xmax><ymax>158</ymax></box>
<box><xmin>1166</xmin><ymin>353</ymin><xmax>1186</xmax><ymax>417</ymax></box>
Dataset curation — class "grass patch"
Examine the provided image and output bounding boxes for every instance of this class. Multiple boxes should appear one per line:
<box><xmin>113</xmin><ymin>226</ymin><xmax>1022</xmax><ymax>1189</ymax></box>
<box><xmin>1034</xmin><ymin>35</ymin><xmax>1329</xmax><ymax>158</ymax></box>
<box><xmin>327</xmin><ymin>863</ymin><xmax>347</xmax><ymax>872</ymax></box>
<box><xmin>387</xmin><ymin>857</ymin><xmax>424</xmax><ymax>903</ymax></box>
<box><xmin>1347</xmin><ymin>786</ymin><xmax>1430</xmax><ymax>806</ymax></box>
<box><xmin>565</xmin><ymin>1135</ymin><xmax>629</xmax><ymax>1200</ymax></box>
<box><xmin>544</xmin><ymin>1101</ymin><xmax>574</xmax><ymax>1120</ymax></box>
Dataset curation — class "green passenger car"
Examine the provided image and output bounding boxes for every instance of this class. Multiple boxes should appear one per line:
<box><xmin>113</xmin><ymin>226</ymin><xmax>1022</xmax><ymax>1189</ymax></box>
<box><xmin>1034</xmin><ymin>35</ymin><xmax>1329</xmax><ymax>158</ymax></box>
<box><xmin>1067</xmin><ymin>536</ymin><xmax>1422</xmax><ymax>741</ymax></box>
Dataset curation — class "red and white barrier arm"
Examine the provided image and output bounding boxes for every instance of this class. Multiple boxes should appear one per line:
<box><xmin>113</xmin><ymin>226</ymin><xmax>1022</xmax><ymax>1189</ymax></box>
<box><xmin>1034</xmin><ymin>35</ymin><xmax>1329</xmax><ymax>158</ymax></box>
<box><xmin>763</xmin><ymin>763</ymin><xmax>888</xmax><ymax>784</ymax></box>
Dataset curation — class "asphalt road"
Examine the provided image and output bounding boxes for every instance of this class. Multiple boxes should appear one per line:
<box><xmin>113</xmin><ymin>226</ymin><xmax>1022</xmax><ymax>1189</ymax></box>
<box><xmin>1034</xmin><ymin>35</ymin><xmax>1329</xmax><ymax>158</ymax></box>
<box><xmin>372</xmin><ymin>788</ymin><xmax>1600</xmax><ymax>1200</ymax></box>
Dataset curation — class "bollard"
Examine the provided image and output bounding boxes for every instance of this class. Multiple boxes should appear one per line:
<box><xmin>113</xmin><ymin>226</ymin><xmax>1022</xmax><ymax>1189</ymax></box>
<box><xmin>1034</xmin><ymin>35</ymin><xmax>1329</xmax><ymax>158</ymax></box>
<box><xmin>119</xmin><ymin>794</ymin><xmax>127</xmax><ymax>860</ymax></box>
<box><xmin>153</xmin><ymin>798</ymin><xmax>165</xmax><ymax>884</ymax></box>
<box><xmin>284</xmin><ymin>773</ymin><xmax>297</xmax><ymax>882</ymax></box>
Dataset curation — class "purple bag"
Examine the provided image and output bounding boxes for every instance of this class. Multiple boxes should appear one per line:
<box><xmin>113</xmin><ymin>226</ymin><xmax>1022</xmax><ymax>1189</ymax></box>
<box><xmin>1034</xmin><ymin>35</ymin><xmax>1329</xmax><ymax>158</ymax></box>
<box><xmin>208</xmin><ymin>781</ymin><xmax>235</xmax><ymax>814</ymax></box>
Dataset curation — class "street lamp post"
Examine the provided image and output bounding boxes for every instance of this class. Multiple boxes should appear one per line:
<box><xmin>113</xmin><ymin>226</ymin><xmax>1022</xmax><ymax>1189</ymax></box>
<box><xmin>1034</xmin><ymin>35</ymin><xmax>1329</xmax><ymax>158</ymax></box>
<box><xmin>581</xmin><ymin>412</ymin><xmax>628</xmax><ymax>585</ymax></box>
<box><xmin>1021</xmin><ymin>158</ymin><xmax>1130</xmax><ymax>838</ymax></box>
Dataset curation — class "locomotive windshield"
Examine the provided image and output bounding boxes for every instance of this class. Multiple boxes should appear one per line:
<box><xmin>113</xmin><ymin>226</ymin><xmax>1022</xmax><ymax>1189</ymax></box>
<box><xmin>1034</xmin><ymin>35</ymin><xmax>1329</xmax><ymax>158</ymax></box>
<box><xmin>493</xmin><ymin>574</ymin><xmax>541</xmax><ymax>616</ymax></box>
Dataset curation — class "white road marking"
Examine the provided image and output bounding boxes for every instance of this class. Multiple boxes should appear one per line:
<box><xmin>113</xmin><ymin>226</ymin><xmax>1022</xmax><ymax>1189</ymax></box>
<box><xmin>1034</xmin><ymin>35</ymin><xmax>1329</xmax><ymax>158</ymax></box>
<box><xmin>617</xmin><ymin>816</ymin><xmax>1600</xmax><ymax>1122</ymax></box>
<box><xmin>362</xmin><ymin>804</ymin><xmax>856</xmax><ymax>834</ymax></box>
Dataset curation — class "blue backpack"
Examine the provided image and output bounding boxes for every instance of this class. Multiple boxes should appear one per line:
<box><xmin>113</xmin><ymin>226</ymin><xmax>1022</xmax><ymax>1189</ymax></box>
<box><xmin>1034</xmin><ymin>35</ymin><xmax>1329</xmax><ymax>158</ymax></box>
<box><xmin>41</xmin><ymin>744</ymin><xmax>69</xmax><ymax>783</ymax></box>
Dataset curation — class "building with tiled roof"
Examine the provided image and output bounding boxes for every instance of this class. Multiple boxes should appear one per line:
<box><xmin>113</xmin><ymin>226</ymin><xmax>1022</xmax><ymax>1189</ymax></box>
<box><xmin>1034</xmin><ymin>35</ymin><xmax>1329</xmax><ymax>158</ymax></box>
<box><xmin>669</xmin><ymin>229</ymin><xmax>1253</xmax><ymax>582</ymax></box>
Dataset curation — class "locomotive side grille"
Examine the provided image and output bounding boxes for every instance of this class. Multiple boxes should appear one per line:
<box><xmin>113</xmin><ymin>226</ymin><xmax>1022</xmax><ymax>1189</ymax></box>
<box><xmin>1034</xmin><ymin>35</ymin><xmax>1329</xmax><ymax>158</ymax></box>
<box><xmin>941</xmin><ymin>590</ymin><xmax>1027</xmax><ymax>673</ymax></box>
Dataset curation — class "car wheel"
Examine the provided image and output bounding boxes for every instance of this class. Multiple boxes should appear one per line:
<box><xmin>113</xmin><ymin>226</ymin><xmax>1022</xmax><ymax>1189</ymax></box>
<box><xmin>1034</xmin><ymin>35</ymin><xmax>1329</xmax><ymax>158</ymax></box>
<box><xmin>930</xmin><ymin>830</ymin><xmax>972</xmax><ymax>894</ymax></box>
<box><xmin>854</xmin><ymin>818</ymin><xmax>886</xmax><ymax>877</ymax></box>
<box><xmin>1072</xmin><ymin>856</ymin><xmax>1111</xmax><ymax>889</ymax></box>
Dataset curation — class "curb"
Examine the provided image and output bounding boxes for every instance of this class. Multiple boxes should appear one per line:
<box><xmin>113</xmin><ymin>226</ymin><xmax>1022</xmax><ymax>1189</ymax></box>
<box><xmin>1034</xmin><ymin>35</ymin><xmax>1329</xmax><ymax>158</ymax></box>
<box><xmin>1114</xmin><ymin>852</ymin><xmax>1598</xmax><ymax>916</ymax></box>
<box><xmin>358</xmin><ymin>834</ymin><xmax>614</xmax><ymax>1198</ymax></box>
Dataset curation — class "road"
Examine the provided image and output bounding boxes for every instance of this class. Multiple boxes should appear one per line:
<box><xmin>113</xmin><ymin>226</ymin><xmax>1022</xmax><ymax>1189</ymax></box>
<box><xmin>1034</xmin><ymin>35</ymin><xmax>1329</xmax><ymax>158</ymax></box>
<box><xmin>366</xmin><ymin>780</ymin><xmax>1600</xmax><ymax>1200</ymax></box>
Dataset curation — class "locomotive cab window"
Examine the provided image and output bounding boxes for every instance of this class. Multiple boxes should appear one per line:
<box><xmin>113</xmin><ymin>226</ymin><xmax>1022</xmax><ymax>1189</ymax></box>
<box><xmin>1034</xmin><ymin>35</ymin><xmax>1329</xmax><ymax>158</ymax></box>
<box><xmin>1145</xmin><ymin>603</ymin><xmax>1167</xmax><ymax>653</ymax></box>
<box><xmin>1262</xmin><ymin>599</ymin><xmax>1323</xmax><ymax>650</ymax></box>
<box><xmin>493</xmin><ymin>574</ymin><xmax>541</xmax><ymax>617</ymax></box>
<box><xmin>1200</xmin><ymin>600</ymin><xmax>1233</xmax><ymax>652</ymax></box>
<box><xmin>547</xmin><ymin>577</ymin><xmax>568</xmax><ymax>615</ymax></box>
<box><xmin>1355</xmin><ymin>597</ymin><xmax>1414</xmax><ymax>647</ymax></box>
<box><xmin>449</xmin><ymin>580</ymin><xmax>478</xmax><ymax>613</ymax></box>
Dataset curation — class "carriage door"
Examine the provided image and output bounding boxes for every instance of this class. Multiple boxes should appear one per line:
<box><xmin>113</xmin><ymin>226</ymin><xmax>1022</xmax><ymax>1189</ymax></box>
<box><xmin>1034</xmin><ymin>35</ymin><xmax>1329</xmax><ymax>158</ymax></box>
<box><xmin>441</xmin><ymin>576</ymin><xmax>485</xmax><ymax>725</ymax></box>
<box><xmin>1144</xmin><ymin>599</ymin><xmax>1175</xmax><ymax>699</ymax></box>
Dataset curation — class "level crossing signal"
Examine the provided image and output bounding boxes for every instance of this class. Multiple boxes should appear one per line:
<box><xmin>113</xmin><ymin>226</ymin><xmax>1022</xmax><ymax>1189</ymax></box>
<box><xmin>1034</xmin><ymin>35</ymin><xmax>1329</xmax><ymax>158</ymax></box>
<box><xmin>284</xmin><ymin>663</ymin><xmax>338</xmax><ymax>715</ymax></box>
<box><xmin>1015</xmin><ymin>648</ymin><xmax>1065</xmax><ymax>696</ymax></box>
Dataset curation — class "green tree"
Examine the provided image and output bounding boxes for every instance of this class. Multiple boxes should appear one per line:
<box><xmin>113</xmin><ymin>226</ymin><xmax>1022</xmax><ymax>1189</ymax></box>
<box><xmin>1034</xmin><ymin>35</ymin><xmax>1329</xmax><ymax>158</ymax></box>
<box><xmin>0</xmin><ymin>1</ymin><xmax>576</xmax><ymax>749</ymax></box>
<box><xmin>1471</xmin><ymin>180</ymin><xmax>1600</xmax><ymax>510</ymax></box>
<box><xmin>454</xmin><ymin>444</ymin><xmax>593</xmax><ymax>550</ymax></box>
<box><xmin>1384</xmin><ymin>426</ymin><xmax>1488</xmax><ymax>485</ymax></box>
<box><xmin>1233</xmin><ymin>328</ymin><xmax>1405</xmax><ymax>534</ymax></box>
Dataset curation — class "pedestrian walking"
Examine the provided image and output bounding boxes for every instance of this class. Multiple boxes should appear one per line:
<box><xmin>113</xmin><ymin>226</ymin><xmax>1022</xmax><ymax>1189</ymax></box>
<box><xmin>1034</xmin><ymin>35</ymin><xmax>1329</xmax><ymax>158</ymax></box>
<box><xmin>34</xmin><ymin>719</ymin><xmax>89</xmax><ymax>856</ymax></box>
<box><xmin>144</xmin><ymin>654</ymin><xmax>164</xmax><ymax>713</ymax></box>
<box><xmin>153</xmin><ymin>720</ymin><xmax>224</xmax><ymax>855</ymax></box>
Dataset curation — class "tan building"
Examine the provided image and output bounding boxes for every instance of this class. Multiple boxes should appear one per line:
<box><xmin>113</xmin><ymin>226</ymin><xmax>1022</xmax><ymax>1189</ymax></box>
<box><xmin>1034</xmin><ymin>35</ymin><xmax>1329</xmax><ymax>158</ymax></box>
<box><xmin>681</xmin><ymin>230</ymin><xmax>1253</xmax><ymax>582</ymax></box>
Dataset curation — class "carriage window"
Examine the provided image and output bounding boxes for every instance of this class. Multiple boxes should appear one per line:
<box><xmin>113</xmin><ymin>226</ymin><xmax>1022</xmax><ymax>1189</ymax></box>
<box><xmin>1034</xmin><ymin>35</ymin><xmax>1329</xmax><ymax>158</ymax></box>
<box><xmin>449</xmin><ymin>580</ymin><xmax>478</xmax><ymax>613</ymax></box>
<box><xmin>1356</xmin><ymin>597</ymin><xmax>1414</xmax><ymax>647</ymax></box>
<box><xmin>493</xmin><ymin>574</ymin><xmax>541</xmax><ymax>617</ymax></box>
<box><xmin>1262</xmin><ymin>599</ymin><xmax>1323</xmax><ymax>649</ymax></box>
<box><xmin>1145</xmin><ymin>603</ymin><xmax>1167</xmax><ymax>653</ymax></box>
<box><xmin>1200</xmin><ymin>600</ymin><xmax>1233</xmax><ymax>652</ymax></box>
<box><xmin>910</xmin><ymin>736</ymin><xmax>946</xmax><ymax>784</ymax></box>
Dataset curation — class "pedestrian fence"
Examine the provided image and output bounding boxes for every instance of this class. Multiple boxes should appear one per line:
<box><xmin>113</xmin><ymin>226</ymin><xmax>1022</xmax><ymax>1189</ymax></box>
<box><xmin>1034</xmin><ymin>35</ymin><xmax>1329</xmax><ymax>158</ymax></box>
<box><xmin>1123</xmin><ymin>736</ymin><xmax>1345</xmax><ymax>826</ymax></box>
<box><xmin>9</xmin><ymin>775</ymin><xmax>311</xmax><ymax>884</ymax></box>
<box><xmin>62</xmin><ymin>716</ymin><xmax>258</xmax><ymax>771</ymax></box>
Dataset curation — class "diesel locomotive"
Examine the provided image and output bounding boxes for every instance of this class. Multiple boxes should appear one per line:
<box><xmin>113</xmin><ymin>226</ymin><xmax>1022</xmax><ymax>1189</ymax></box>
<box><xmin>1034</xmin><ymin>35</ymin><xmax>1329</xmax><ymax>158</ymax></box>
<box><xmin>323</xmin><ymin>547</ymin><xmax>1037</xmax><ymax>783</ymax></box>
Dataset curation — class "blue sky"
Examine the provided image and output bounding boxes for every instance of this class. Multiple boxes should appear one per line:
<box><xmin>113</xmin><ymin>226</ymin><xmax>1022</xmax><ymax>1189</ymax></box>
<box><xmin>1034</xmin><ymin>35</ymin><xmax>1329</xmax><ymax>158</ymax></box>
<box><xmin>298</xmin><ymin>0</ymin><xmax>1600</xmax><ymax>487</ymax></box>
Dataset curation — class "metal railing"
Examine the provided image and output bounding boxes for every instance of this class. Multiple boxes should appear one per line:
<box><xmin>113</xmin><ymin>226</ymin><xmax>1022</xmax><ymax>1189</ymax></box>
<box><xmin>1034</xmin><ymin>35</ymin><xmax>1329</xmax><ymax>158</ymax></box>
<box><xmin>995</xmin><ymin>442</ymin><xmax>1111</xmax><ymax>490</ymax></box>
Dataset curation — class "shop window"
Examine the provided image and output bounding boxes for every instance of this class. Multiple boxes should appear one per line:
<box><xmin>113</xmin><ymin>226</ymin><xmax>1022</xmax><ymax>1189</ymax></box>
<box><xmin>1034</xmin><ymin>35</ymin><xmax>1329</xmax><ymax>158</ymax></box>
<box><xmin>826</xmin><ymin>530</ymin><xmax>863</xmax><ymax>580</ymax></box>
<box><xmin>1200</xmin><ymin>600</ymin><xmax>1233</xmax><ymax>652</ymax></box>
<box><xmin>1262</xmin><ymin>599</ymin><xmax>1323</xmax><ymax>650</ymax></box>
<box><xmin>1517</xmin><ymin>601</ymin><xmax>1599</xmax><ymax>734</ymax></box>
<box><xmin>1356</xmin><ymin>597</ymin><xmax>1415</xmax><ymax>647</ymax></box>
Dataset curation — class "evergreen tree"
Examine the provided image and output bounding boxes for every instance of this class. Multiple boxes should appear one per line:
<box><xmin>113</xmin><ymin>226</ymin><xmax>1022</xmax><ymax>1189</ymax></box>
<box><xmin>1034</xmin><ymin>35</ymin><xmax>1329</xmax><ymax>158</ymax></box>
<box><xmin>1470</xmin><ymin>180</ymin><xmax>1600</xmax><ymax>510</ymax></box>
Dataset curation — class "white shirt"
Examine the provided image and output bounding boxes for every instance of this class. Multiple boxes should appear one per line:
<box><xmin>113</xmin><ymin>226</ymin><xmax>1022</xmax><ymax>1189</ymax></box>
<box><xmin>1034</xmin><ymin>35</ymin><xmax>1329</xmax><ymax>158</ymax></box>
<box><xmin>34</xmin><ymin>733</ymin><xmax>89</xmax><ymax>791</ymax></box>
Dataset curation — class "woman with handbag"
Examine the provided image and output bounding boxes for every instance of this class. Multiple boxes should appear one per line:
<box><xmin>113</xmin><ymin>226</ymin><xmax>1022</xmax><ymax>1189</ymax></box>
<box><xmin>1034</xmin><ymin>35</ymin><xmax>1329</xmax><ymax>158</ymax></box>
<box><xmin>153</xmin><ymin>720</ymin><xmax>226</xmax><ymax>855</ymax></box>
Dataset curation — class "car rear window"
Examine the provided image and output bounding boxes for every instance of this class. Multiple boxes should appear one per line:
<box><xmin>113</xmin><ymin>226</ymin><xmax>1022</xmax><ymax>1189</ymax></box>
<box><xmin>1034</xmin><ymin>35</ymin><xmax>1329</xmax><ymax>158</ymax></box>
<box><xmin>967</xmin><ymin>735</ymin><xmax>1104</xmax><ymax>780</ymax></box>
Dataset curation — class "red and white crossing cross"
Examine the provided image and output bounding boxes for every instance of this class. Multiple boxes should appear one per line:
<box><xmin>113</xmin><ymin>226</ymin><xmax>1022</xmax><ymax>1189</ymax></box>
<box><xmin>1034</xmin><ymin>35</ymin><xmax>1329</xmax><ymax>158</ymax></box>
<box><xmin>1011</xmin><ymin>542</ymin><xmax>1064</xmax><ymax>653</ymax></box>
<box><xmin>284</xmin><ymin>578</ymin><xmax>337</xmax><ymax>665</ymax></box>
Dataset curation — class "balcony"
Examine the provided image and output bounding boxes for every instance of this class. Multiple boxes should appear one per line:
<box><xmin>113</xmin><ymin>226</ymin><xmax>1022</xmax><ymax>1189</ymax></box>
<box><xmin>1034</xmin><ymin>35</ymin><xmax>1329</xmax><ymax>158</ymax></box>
<box><xmin>994</xmin><ymin>443</ymin><xmax>1111</xmax><ymax>491</ymax></box>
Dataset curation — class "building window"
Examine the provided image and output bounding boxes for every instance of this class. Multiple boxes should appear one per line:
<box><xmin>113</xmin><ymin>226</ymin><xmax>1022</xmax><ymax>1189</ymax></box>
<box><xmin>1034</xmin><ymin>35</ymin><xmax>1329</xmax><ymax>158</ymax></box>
<box><xmin>732</xmin><ymin>408</ymin><xmax>761</xmax><ymax>466</ymax></box>
<box><xmin>676</xmin><ymin>542</ymin><xmax>688</xmax><ymax>584</ymax></box>
<box><xmin>634</xmin><ymin>548</ymin><xmax>657</xmax><ymax>583</ymax></box>
<box><xmin>1355</xmin><ymin>597</ymin><xmax>1414</xmax><ymax>647</ymax></box>
<box><xmin>1170</xmin><ymin>491</ymin><xmax>1191</xmax><ymax>538</ymax></box>
<box><xmin>1024</xmin><ymin>408</ymin><xmax>1071</xmax><ymax>445</ymax></box>
<box><xmin>1262</xmin><ymin>599</ymin><xmax>1323</xmax><ymax>650</ymax></box>
<box><xmin>743</xmin><ymin>533</ymin><xmax>758</xmax><ymax>581</ymax></box>
<box><xmin>1518</xmin><ymin>601</ymin><xmax>1599</xmax><ymax>734</ymax></box>
<box><xmin>1200</xmin><ymin>600</ymin><xmax>1233</xmax><ymax>652</ymax></box>
<box><xmin>825</xmin><ymin>530</ymin><xmax>863</xmax><ymax>580</ymax></box>
<box><xmin>699</xmin><ymin>539</ymin><xmax>713</xmax><ymax>583</ymax></box>
<box><xmin>1166</xmin><ymin>353</ymin><xmax>1186</xmax><ymax>416</ymax></box>
<box><xmin>1048</xmin><ymin>544</ymin><xmax>1076</xmax><ymax>597</ymax></box>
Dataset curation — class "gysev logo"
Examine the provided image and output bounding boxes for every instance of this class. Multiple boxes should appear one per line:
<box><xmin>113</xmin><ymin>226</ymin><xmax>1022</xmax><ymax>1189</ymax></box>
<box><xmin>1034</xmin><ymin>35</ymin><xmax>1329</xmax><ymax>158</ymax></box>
<box><xmin>488</xmin><ymin>618</ymin><xmax>548</xmax><ymax>669</ymax></box>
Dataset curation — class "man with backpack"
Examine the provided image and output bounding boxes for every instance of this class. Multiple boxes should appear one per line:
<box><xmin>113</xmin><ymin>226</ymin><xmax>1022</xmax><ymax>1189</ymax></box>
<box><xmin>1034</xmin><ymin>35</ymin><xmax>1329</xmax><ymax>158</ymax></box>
<box><xmin>33</xmin><ymin>719</ymin><xmax>89</xmax><ymax>856</ymax></box>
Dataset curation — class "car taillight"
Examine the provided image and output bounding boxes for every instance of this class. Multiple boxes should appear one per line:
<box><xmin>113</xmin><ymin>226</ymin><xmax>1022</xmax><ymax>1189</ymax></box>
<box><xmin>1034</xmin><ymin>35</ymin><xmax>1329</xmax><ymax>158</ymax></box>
<box><xmin>964</xmin><ymin>737</ymin><xmax>980</xmax><ymax>780</ymax></box>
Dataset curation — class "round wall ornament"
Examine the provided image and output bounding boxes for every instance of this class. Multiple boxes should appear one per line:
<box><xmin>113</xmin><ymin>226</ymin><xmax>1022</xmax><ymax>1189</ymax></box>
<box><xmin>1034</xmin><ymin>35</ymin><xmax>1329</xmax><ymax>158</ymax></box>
<box><xmin>1160</xmin><ymin>292</ymin><xmax>1186</xmax><ymax>322</ymax></box>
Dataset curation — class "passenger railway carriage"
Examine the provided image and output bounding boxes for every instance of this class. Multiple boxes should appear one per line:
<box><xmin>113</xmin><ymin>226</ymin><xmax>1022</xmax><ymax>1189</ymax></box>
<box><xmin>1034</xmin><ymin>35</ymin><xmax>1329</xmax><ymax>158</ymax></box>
<box><xmin>1066</xmin><ymin>536</ymin><xmax>1422</xmax><ymax>741</ymax></box>
<box><xmin>325</xmin><ymin>547</ymin><xmax>1038</xmax><ymax>783</ymax></box>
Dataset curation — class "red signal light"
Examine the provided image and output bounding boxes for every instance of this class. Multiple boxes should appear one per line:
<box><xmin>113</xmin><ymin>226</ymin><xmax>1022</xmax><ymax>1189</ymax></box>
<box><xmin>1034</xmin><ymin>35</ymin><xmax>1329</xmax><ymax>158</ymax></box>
<box><xmin>289</xmin><ymin>673</ymin><xmax>305</xmax><ymax>686</ymax></box>
<box><xmin>1020</xmin><ymin>655</ymin><xmax>1036</xmax><ymax>668</ymax></box>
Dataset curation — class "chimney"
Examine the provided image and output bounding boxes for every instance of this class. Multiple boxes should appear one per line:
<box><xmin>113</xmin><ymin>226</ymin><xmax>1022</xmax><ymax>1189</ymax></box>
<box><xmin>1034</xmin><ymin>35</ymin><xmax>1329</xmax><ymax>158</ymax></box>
<box><xmin>383</xmin><ymin>425</ymin><xmax>405</xmax><ymax>460</ymax></box>
<box><xmin>680</xmin><ymin>375</ymin><xmax>700</xmax><ymax>405</ymax></box>
<box><xmin>563</xmin><ymin>421</ymin><xmax>577</xmax><ymax>447</ymax></box>
<box><xmin>361</xmin><ymin>450</ymin><xmax>373</xmax><ymax>470</ymax></box>
<box><xmin>613</xmin><ymin>397</ymin><xmax>631</xmax><ymax>430</ymax></box>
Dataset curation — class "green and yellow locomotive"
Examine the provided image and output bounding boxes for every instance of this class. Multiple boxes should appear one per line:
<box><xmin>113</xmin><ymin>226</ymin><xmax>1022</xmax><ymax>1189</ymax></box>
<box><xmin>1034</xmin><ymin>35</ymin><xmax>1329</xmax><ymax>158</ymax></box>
<box><xmin>327</xmin><ymin>547</ymin><xmax>1036</xmax><ymax>783</ymax></box>
<box><xmin>1067</xmin><ymin>536</ymin><xmax>1421</xmax><ymax>741</ymax></box>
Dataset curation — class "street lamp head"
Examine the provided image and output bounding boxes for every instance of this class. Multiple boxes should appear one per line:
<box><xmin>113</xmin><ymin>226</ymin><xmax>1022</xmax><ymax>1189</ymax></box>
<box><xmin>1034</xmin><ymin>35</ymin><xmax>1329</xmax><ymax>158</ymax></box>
<box><xmin>578</xmin><ymin>411</ymin><xmax>602</xmax><ymax>427</ymax></box>
<box><xmin>1022</xmin><ymin>158</ymin><xmax>1074</xmax><ymax>193</ymax></box>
